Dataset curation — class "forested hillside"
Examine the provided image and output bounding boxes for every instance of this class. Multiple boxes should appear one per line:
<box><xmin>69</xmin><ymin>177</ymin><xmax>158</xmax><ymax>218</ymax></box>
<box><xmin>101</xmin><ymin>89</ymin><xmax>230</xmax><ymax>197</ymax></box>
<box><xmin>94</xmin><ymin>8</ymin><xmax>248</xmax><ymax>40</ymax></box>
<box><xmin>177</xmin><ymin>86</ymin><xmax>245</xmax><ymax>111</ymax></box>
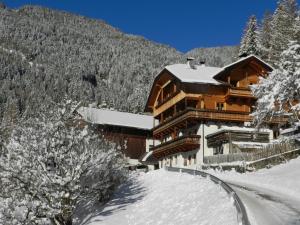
<box><xmin>186</xmin><ymin>46</ymin><xmax>239</xmax><ymax>67</ymax></box>
<box><xmin>0</xmin><ymin>5</ymin><xmax>237</xmax><ymax>122</ymax></box>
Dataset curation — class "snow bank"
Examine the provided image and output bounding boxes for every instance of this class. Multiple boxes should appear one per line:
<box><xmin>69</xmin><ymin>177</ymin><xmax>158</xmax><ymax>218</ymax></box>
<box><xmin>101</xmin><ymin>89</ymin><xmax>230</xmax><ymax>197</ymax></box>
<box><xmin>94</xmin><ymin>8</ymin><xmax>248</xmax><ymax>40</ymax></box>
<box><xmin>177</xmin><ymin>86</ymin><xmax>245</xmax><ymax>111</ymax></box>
<box><xmin>210</xmin><ymin>156</ymin><xmax>300</xmax><ymax>201</ymax></box>
<box><xmin>82</xmin><ymin>169</ymin><xmax>238</xmax><ymax>225</ymax></box>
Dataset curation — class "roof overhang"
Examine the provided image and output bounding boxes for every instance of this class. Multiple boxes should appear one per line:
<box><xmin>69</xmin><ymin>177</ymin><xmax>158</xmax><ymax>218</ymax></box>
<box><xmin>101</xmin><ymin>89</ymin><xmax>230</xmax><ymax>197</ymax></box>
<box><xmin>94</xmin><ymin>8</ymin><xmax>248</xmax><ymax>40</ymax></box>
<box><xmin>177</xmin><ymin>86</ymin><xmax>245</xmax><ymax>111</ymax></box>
<box><xmin>213</xmin><ymin>55</ymin><xmax>273</xmax><ymax>81</ymax></box>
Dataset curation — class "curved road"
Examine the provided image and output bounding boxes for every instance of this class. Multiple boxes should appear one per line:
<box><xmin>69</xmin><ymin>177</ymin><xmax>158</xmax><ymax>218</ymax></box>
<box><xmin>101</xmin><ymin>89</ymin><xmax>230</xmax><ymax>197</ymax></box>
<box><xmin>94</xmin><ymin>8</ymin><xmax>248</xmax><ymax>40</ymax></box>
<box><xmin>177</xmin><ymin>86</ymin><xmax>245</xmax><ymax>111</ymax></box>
<box><xmin>228</xmin><ymin>182</ymin><xmax>300</xmax><ymax>225</ymax></box>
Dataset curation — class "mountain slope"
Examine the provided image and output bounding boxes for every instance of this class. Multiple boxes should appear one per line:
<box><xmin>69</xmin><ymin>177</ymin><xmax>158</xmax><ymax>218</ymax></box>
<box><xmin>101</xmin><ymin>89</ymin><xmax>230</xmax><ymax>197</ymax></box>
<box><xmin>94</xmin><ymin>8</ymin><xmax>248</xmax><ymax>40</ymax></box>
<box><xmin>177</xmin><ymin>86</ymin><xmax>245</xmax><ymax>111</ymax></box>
<box><xmin>185</xmin><ymin>46</ymin><xmax>239</xmax><ymax>67</ymax></box>
<box><xmin>0</xmin><ymin>5</ymin><xmax>238</xmax><ymax>122</ymax></box>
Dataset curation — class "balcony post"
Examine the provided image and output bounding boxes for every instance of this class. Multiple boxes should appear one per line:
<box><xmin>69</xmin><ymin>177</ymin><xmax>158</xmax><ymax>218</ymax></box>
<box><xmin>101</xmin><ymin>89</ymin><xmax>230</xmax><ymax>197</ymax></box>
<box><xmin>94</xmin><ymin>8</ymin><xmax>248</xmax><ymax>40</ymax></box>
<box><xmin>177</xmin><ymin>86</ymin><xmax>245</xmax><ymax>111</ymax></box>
<box><xmin>174</xmin><ymin>104</ymin><xmax>177</xmax><ymax>116</ymax></box>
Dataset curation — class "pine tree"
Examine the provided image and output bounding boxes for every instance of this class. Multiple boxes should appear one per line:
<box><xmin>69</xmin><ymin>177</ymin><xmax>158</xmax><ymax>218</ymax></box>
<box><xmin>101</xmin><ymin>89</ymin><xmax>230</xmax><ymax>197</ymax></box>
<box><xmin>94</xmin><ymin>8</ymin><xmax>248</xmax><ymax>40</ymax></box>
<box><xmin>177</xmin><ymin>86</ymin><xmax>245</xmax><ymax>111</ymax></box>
<box><xmin>252</xmin><ymin>41</ymin><xmax>300</xmax><ymax>127</ymax></box>
<box><xmin>239</xmin><ymin>15</ymin><xmax>260</xmax><ymax>57</ymax></box>
<box><xmin>293</xmin><ymin>16</ymin><xmax>300</xmax><ymax>42</ymax></box>
<box><xmin>259</xmin><ymin>11</ymin><xmax>273</xmax><ymax>61</ymax></box>
<box><xmin>269</xmin><ymin>0</ymin><xmax>298</xmax><ymax>65</ymax></box>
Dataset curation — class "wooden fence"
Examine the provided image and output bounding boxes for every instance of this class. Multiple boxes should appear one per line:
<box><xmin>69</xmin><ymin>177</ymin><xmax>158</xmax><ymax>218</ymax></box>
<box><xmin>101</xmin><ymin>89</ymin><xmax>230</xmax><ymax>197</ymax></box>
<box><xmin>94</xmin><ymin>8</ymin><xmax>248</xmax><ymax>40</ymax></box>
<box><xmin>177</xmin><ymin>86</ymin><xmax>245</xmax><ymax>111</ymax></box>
<box><xmin>204</xmin><ymin>140</ymin><xmax>299</xmax><ymax>164</ymax></box>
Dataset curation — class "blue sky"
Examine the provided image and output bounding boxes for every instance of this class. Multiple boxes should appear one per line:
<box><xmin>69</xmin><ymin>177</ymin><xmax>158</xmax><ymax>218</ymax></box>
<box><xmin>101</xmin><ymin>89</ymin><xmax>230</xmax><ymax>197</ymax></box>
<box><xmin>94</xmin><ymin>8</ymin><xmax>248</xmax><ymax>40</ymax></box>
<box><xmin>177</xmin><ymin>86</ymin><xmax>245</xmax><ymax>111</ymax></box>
<box><xmin>3</xmin><ymin>0</ymin><xmax>295</xmax><ymax>52</ymax></box>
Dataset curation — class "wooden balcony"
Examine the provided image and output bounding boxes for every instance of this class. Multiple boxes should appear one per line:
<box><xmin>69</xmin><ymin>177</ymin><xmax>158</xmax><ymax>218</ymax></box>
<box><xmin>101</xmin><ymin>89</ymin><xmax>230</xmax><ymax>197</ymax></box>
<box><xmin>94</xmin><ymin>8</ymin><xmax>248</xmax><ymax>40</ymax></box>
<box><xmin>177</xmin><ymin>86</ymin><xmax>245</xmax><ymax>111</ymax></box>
<box><xmin>151</xmin><ymin>135</ymin><xmax>201</xmax><ymax>159</ymax></box>
<box><xmin>153</xmin><ymin>108</ymin><xmax>288</xmax><ymax>138</ymax></box>
<box><xmin>156</xmin><ymin>90</ymin><xmax>181</xmax><ymax>109</ymax></box>
<box><xmin>226</xmin><ymin>87</ymin><xmax>254</xmax><ymax>99</ymax></box>
<box><xmin>153</xmin><ymin>108</ymin><xmax>252</xmax><ymax>137</ymax></box>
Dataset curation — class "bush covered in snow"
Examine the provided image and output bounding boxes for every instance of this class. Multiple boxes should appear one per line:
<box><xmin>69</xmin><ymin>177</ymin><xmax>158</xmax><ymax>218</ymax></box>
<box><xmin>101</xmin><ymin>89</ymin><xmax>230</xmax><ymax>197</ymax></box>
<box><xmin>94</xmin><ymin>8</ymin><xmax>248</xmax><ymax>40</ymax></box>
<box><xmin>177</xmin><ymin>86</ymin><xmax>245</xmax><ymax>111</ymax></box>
<box><xmin>0</xmin><ymin>100</ymin><xmax>126</xmax><ymax>225</ymax></box>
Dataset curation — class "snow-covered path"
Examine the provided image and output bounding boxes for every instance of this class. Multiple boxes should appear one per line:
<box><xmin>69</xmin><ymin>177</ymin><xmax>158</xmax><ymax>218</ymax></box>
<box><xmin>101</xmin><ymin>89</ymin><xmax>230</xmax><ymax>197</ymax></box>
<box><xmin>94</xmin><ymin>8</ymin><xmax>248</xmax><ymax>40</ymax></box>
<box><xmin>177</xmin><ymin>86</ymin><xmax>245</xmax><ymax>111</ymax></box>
<box><xmin>210</xmin><ymin>157</ymin><xmax>300</xmax><ymax>225</ymax></box>
<box><xmin>79</xmin><ymin>170</ymin><xmax>238</xmax><ymax>225</ymax></box>
<box><xmin>230</xmin><ymin>182</ymin><xmax>300</xmax><ymax>225</ymax></box>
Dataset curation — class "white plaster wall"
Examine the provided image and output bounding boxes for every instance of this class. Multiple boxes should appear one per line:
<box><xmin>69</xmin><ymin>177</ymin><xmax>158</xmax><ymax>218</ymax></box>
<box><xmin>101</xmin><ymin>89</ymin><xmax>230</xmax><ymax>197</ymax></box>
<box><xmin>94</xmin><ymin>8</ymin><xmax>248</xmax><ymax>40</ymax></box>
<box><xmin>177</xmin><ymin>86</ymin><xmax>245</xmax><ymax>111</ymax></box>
<box><xmin>223</xmin><ymin>143</ymin><xmax>230</xmax><ymax>154</ymax></box>
<box><xmin>196</xmin><ymin>122</ymin><xmax>252</xmax><ymax>162</ymax></box>
<box><xmin>269</xmin><ymin>129</ymin><xmax>274</xmax><ymax>141</ymax></box>
<box><xmin>146</xmin><ymin>138</ymin><xmax>161</xmax><ymax>152</ymax></box>
<box><xmin>147</xmin><ymin>165</ymin><xmax>155</xmax><ymax>171</ymax></box>
<box><xmin>157</xmin><ymin>122</ymin><xmax>275</xmax><ymax>169</ymax></box>
<box><xmin>146</xmin><ymin>138</ymin><xmax>151</xmax><ymax>152</ymax></box>
<box><xmin>196</xmin><ymin>122</ymin><xmax>225</xmax><ymax>163</ymax></box>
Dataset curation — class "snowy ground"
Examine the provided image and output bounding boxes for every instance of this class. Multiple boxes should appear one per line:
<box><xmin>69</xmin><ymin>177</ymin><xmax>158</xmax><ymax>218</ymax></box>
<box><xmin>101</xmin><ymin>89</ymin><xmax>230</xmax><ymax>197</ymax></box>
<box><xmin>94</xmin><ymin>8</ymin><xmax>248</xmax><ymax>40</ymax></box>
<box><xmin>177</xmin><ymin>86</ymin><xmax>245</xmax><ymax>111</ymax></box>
<box><xmin>210</xmin><ymin>156</ymin><xmax>300</xmax><ymax>225</ymax></box>
<box><xmin>79</xmin><ymin>169</ymin><xmax>238</xmax><ymax>225</ymax></box>
<box><xmin>210</xmin><ymin>156</ymin><xmax>300</xmax><ymax>201</ymax></box>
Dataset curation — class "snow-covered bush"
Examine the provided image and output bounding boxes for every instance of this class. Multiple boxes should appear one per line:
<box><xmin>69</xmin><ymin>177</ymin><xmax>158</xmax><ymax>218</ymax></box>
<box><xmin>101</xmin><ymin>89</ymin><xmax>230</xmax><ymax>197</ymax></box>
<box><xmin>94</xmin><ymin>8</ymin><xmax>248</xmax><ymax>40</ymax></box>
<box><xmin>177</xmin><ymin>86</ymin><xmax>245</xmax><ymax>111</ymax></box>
<box><xmin>0</xmin><ymin>100</ymin><xmax>125</xmax><ymax>225</ymax></box>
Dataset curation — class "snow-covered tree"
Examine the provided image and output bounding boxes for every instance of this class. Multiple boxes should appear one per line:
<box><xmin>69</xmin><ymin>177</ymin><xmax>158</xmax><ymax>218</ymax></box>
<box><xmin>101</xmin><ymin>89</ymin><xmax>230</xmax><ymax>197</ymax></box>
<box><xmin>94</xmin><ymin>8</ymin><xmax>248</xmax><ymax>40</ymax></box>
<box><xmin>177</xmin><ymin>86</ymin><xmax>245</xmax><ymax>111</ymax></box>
<box><xmin>269</xmin><ymin>0</ymin><xmax>298</xmax><ymax>65</ymax></box>
<box><xmin>0</xmin><ymin>100</ymin><xmax>125</xmax><ymax>225</ymax></box>
<box><xmin>293</xmin><ymin>15</ymin><xmax>300</xmax><ymax>42</ymax></box>
<box><xmin>259</xmin><ymin>11</ymin><xmax>273</xmax><ymax>61</ymax></box>
<box><xmin>252</xmin><ymin>41</ymin><xmax>300</xmax><ymax>127</ymax></box>
<box><xmin>239</xmin><ymin>15</ymin><xmax>260</xmax><ymax>57</ymax></box>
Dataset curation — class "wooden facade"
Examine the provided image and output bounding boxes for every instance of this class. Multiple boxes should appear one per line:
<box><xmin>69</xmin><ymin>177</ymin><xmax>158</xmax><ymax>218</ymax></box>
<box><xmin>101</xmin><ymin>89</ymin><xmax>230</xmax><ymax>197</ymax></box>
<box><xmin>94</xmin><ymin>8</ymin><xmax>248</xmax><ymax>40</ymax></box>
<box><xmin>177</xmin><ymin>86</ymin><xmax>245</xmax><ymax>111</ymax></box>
<box><xmin>75</xmin><ymin>108</ymin><xmax>153</xmax><ymax>165</ymax></box>
<box><xmin>98</xmin><ymin>125</ymin><xmax>150</xmax><ymax>160</ymax></box>
<box><xmin>145</xmin><ymin>55</ymin><xmax>281</xmax><ymax>160</ymax></box>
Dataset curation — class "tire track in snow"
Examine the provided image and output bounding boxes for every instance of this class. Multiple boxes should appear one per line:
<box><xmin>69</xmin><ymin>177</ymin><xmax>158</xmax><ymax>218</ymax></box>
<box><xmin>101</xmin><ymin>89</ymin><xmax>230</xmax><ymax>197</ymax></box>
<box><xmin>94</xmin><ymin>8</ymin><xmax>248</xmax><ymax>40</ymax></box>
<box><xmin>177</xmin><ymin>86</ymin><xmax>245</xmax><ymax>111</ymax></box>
<box><xmin>229</xmin><ymin>182</ymin><xmax>300</xmax><ymax>225</ymax></box>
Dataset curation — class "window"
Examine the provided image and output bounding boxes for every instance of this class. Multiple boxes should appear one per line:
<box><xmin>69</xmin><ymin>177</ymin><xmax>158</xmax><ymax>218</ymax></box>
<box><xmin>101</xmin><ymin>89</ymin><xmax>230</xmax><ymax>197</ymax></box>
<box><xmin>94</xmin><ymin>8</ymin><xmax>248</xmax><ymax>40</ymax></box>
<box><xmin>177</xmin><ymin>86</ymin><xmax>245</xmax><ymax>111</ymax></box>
<box><xmin>193</xmin><ymin>154</ymin><xmax>197</xmax><ymax>164</ymax></box>
<box><xmin>216</xmin><ymin>102</ymin><xmax>224</xmax><ymax>111</ymax></box>
<box><xmin>184</xmin><ymin>158</ymin><xmax>187</xmax><ymax>166</ymax></box>
<box><xmin>273</xmin><ymin>130</ymin><xmax>280</xmax><ymax>139</ymax></box>
<box><xmin>188</xmin><ymin>156</ymin><xmax>192</xmax><ymax>165</ymax></box>
<box><xmin>231</xmin><ymin>80</ymin><xmax>238</xmax><ymax>87</ymax></box>
<box><xmin>213</xmin><ymin>146</ymin><xmax>224</xmax><ymax>155</ymax></box>
<box><xmin>174</xmin><ymin>155</ymin><xmax>178</xmax><ymax>165</ymax></box>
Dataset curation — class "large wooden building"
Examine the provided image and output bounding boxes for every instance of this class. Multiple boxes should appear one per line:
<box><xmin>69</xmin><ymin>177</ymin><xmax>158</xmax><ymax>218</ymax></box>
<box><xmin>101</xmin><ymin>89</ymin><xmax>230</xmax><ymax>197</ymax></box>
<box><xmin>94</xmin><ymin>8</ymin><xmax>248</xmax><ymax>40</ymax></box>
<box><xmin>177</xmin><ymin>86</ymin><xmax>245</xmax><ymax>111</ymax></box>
<box><xmin>145</xmin><ymin>55</ymin><xmax>284</xmax><ymax>168</ymax></box>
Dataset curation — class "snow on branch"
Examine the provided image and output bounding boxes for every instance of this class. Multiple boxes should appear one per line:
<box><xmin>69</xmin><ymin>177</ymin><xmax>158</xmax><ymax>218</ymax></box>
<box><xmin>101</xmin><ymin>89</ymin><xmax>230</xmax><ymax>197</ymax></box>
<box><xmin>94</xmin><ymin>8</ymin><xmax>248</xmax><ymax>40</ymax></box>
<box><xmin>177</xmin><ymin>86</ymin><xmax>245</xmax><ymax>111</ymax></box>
<box><xmin>0</xmin><ymin>100</ymin><xmax>126</xmax><ymax>225</ymax></box>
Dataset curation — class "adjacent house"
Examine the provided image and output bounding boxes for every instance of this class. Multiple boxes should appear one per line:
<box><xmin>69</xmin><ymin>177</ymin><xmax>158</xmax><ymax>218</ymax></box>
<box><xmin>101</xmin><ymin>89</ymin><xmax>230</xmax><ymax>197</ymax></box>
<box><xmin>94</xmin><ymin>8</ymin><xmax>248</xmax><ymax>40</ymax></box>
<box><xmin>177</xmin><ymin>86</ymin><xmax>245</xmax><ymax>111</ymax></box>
<box><xmin>76</xmin><ymin>107</ymin><xmax>157</xmax><ymax>168</ymax></box>
<box><xmin>144</xmin><ymin>55</ymin><xmax>286</xmax><ymax>168</ymax></box>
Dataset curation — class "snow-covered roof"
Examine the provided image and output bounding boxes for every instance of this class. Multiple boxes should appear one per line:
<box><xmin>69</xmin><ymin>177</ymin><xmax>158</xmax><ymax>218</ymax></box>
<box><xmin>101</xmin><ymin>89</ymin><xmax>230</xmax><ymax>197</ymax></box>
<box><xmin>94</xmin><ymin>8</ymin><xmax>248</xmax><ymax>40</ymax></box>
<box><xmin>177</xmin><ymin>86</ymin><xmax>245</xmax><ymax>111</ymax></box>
<box><xmin>280</xmin><ymin>123</ymin><xmax>300</xmax><ymax>135</ymax></box>
<box><xmin>77</xmin><ymin>107</ymin><xmax>154</xmax><ymax>130</ymax></box>
<box><xmin>206</xmin><ymin>127</ymin><xmax>270</xmax><ymax>138</ymax></box>
<box><xmin>165</xmin><ymin>64</ymin><xmax>223</xmax><ymax>85</ymax></box>
<box><xmin>280</xmin><ymin>127</ymin><xmax>298</xmax><ymax>135</ymax></box>
<box><xmin>232</xmin><ymin>141</ymin><xmax>269</xmax><ymax>149</ymax></box>
<box><xmin>218</xmin><ymin>54</ymin><xmax>273</xmax><ymax>74</ymax></box>
<box><xmin>163</xmin><ymin>55</ymin><xmax>272</xmax><ymax>86</ymax></box>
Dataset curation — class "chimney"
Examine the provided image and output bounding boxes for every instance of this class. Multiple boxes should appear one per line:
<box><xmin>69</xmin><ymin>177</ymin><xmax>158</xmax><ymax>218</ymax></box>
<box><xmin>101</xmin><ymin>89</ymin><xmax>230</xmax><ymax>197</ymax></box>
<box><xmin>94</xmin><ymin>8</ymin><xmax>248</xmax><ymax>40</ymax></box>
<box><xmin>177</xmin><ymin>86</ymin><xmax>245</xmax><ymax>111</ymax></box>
<box><xmin>199</xmin><ymin>60</ymin><xmax>206</xmax><ymax>67</ymax></box>
<box><xmin>186</xmin><ymin>57</ymin><xmax>195</xmax><ymax>68</ymax></box>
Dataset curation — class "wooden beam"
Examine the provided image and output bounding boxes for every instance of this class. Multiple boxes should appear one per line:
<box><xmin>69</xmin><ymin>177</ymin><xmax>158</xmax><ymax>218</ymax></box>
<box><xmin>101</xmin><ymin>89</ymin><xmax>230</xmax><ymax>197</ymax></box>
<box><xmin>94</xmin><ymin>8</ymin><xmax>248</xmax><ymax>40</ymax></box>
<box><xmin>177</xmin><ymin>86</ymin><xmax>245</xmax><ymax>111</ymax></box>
<box><xmin>153</xmin><ymin>91</ymin><xmax>186</xmax><ymax>117</ymax></box>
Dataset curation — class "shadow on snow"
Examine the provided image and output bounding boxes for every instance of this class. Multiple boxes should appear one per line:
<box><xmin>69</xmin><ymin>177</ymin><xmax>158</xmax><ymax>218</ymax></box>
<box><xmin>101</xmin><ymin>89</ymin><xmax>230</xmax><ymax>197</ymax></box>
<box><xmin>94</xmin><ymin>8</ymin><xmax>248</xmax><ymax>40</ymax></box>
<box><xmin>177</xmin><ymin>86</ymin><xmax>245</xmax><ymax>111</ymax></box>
<box><xmin>75</xmin><ymin>176</ymin><xmax>146</xmax><ymax>225</ymax></box>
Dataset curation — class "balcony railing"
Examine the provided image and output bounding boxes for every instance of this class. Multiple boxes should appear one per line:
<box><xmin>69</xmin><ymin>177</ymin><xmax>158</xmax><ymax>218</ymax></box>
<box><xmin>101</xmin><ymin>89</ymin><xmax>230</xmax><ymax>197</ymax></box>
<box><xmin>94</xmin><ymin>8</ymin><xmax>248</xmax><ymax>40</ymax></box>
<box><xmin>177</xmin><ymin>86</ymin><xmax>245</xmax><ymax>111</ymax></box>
<box><xmin>153</xmin><ymin>107</ymin><xmax>287</xmax><ymax>137</ymax></box>
<box><xmin>226</xmin><ymin>87</ymin><xmax>254</xmax><ymax>99</ymax></box>
<box><xmin>151</xmin><ymin>135</ymin><xmax>201</xmax><ymax>159</ymax></box>
<box><xmin>153</xmin><ymin>108</ymin><xmax>252</xmax><ymax>137</ymax></box>
<box><xmin>156</xmin><ymin>90</ymin><xmax>181</xmax><ymax>109</ymax></box>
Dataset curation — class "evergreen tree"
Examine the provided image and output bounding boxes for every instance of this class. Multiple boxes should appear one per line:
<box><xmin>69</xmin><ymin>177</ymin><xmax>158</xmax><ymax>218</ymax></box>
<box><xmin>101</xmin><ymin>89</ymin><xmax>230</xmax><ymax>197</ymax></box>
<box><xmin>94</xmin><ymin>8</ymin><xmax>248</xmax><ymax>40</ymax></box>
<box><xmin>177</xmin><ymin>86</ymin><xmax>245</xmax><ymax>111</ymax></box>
<box><xmin>0</xmin><ymin>5</ymin><xmax>243</xmax><ymax>124</ymax></box>
<box><xmin>259</xmin><ymin>11</ymin><xmax>273</xmax><ymax>61</ymax></box>
<box><xmin>239</xmin><ymin>15</ymin><xmax>260</xmax><ymax>57</ymax></box>
<box><xmin>252</xmin><ymin>41</ymin><xmax>300</xmax><ymax>127</ymax></box>
<box><xmin>269</xmin><ymin>0</ymin><xmax>298</xmax><ymax>65</ymax></box>
<box><xmin>0</xmin><ymin>2</ymin><xmax>6</xmax><ymax>9</ymax></box>
<box><xmin>293</xmin><ymin>16</ymin><xmax>300</xmax><ymax>42</ymax></box>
